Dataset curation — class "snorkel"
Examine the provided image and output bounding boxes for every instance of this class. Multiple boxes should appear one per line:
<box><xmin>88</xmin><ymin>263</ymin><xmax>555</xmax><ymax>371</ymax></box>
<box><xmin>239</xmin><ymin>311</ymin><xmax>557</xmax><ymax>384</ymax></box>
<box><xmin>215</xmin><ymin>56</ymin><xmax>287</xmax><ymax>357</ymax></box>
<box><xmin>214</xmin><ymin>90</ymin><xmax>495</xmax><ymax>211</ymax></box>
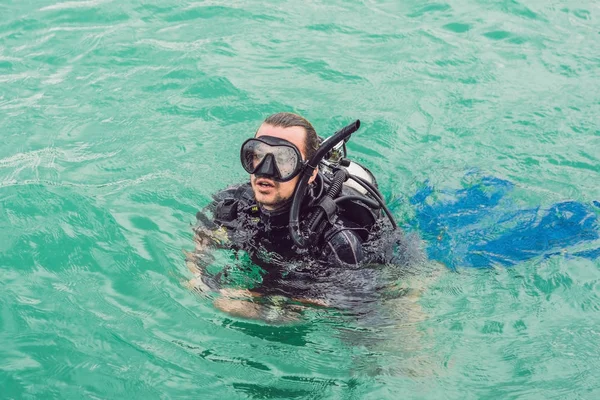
<box><xmin>289</xmin><ymin>120</ymin><xmax>398</xmax><ymax>247</ymax></box>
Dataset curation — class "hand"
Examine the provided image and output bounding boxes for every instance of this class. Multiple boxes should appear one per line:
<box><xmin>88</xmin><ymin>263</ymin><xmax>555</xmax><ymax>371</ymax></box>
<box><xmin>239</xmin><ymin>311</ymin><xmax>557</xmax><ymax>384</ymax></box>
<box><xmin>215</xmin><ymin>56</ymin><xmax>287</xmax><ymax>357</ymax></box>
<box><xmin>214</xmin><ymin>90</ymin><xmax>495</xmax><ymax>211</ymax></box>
<box><xmin>193</xmin><ymin>226</ymin><xmax>229</xmax><ymax>250</ymax></box>
<box><xmin>186</xmin><ymin>272</ymin><xmax>211</xmax><ymax>293</ymax></box>
<box><xmin>183</xmin><ymin>250</ymin><xmax>214</xmax><ymax>293</ymax></box>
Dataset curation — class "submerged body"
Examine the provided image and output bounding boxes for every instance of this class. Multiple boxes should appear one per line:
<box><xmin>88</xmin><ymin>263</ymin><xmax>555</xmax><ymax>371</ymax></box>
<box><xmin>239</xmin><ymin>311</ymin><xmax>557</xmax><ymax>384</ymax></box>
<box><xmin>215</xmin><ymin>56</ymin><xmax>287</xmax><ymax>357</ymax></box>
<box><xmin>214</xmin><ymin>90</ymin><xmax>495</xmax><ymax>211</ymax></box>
<box><xmin>196</xmin><ymin>180</ymin><xmax>387</xmax><ymax>302</ymax></box>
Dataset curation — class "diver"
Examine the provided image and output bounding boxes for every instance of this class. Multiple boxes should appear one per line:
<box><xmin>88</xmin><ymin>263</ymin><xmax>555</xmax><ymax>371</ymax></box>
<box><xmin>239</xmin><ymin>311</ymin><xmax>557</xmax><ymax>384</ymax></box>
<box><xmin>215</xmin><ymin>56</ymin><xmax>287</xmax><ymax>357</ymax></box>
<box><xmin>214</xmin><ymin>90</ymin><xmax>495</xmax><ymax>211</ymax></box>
<box><xmin>188</xmin><ymin>112</ymin><xmax>400</xmax><ymax>316</ymax></box>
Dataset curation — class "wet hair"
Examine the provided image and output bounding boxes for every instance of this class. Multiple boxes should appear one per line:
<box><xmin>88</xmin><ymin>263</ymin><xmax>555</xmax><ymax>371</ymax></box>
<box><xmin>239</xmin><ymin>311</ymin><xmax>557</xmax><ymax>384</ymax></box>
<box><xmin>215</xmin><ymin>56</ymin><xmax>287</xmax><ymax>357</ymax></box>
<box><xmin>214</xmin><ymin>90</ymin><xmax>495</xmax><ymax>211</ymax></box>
<box><xmin>262</xmin><ymin>112</ymin><xmax>319</xmax><ymax>160</ymax></box>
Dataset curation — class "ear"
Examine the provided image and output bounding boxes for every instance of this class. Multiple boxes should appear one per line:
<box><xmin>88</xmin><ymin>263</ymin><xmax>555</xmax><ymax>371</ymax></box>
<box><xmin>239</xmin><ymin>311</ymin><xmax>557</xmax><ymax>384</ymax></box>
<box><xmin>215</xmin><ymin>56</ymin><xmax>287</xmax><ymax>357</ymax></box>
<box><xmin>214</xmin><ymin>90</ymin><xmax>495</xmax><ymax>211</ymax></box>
<box><xmin>308</xmin><ymin>167</ymin><xmax>319</xmax><ymax>185</ymax></box>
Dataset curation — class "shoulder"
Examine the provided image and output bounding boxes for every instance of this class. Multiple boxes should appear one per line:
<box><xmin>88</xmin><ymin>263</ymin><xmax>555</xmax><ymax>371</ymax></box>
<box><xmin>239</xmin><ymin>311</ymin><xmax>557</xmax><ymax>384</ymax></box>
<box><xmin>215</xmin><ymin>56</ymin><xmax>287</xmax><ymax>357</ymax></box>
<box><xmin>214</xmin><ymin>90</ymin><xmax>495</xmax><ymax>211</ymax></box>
<box><xmin>212</xmin><ymin>182</ymin><xmax>253</xmax><ymax>203</ymax></box>
<box><xmin>212</xmin><ymin>182</ymin><xmax>254</xmax><ymax>222</ymax></box>
<box><xmin>197</xmin><ymin>182</ymin><xmax>253</xmax><ymax>226</ymax></box>
<box><xmin>323</xmin><ymin>228</ymin><xmax>364</xmax><ymax>265</ymax></box>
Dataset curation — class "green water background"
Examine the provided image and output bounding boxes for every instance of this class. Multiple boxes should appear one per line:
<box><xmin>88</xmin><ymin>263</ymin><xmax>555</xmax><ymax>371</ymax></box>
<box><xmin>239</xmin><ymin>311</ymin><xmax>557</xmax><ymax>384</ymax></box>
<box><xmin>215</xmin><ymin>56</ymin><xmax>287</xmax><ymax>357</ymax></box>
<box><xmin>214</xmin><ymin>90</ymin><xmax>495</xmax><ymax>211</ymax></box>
<box><xmin>1</xmin><ymin>0</ymin><xmax>599</xmax><ymax>398</ymax></box>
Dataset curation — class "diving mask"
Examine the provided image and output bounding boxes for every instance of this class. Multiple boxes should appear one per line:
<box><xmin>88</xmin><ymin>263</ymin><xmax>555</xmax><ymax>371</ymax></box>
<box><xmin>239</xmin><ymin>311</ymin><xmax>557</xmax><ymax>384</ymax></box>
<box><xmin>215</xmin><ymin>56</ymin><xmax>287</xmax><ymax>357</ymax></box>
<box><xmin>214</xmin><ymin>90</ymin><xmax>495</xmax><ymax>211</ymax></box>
<box><xmin>240</xmin><ymin>136</ymin><xmax>305</xmax><ymax>182</ymax></box>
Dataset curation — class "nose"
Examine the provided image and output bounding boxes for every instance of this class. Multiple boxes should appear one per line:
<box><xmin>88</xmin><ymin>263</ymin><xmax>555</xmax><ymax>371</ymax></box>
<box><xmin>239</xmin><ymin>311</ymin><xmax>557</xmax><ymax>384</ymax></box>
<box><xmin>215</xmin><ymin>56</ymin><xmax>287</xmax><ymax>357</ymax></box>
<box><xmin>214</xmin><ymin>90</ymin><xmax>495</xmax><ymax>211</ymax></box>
<box><xmin>254</xmin><ymin>153</ymin><xmax>277</xmax><ymax>177</ymax></box>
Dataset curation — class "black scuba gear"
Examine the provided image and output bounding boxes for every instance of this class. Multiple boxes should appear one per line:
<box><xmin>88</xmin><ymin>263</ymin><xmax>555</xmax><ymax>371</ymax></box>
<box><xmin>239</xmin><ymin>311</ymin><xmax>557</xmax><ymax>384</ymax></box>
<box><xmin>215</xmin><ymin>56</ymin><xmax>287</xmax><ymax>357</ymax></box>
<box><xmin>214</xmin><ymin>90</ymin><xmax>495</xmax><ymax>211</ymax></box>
<box><xmin>203</xmin><ymin>182</ymin><xmax>368</xmax><ymax>297</ymax></box>
<box><xmin>240</xmin><ymin>136</ymin><xmax>305</xmax><ymax>182</ymax></box>
<box><xmin>289</xmin><ymin>120</ymin><xmax>398</xmax><ymax>248</ymax></box>
<box><xmin>210</xmin><ymin>182</ymin><xmax>366</xmax><ymax>261</ymax></box>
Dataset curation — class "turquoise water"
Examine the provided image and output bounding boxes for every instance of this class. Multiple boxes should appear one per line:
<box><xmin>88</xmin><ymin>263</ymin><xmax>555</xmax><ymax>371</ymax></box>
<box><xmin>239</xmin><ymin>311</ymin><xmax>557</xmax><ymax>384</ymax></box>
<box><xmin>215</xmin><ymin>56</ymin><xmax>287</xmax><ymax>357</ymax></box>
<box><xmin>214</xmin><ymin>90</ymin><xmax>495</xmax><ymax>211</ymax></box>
<box><xmin>1</xmin><ymin>0</ymin><xmax>599</xmax><ymax>398</ymax></box>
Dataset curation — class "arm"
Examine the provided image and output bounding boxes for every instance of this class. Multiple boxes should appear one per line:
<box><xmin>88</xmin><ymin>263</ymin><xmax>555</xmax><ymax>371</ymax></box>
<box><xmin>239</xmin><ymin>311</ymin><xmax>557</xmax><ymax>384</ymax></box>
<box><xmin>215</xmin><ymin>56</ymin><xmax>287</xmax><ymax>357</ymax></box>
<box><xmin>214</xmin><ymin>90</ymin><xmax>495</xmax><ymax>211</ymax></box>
<box><xmin>187</xmin><ymin>182</ymin><xmax>256</xmax><ymax>292</ymax></box>
<box><xmin>186</xmin><ymin>189</ymin><xmax>237</xmax><ymax>292</ymax></box>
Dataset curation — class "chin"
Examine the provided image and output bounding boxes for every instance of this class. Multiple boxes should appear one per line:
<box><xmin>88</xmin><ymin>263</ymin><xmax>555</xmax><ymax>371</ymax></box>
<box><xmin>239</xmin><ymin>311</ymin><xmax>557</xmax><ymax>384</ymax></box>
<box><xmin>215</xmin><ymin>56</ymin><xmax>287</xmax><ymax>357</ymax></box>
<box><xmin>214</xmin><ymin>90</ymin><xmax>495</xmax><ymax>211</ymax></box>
<box><xmin>257</xmin><ymin>194</ymin><xmax>289</xmax><ymax>210</ymax></box>
<box><xmin>255</xmin><ymin>192</ymin><xmax>276</xmax><ymax>205</ymax></box>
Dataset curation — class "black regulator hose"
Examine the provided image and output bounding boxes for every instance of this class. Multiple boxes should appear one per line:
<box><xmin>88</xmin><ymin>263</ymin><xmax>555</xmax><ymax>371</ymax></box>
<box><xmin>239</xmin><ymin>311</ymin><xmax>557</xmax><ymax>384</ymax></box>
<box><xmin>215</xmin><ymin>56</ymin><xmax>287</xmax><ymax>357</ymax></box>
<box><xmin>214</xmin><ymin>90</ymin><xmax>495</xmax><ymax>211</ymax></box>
<box><xmin>348</xmin><ymin>175</ymin><xmax>398</xmax><ymax>229</ymax></box>
<box><xmin>334</xmin><ymin>195</ymin><xmax>380</xmax><ymax>210</ymax></box>
<box><xmin>308</xmin><ymin>169</ymin><xmax>347</xmax><ymax>232</ymax></box>
<box><xmin>290</xmin><ymin>120</ymin><xmax>361</xmax><ymax>247</ymax></box>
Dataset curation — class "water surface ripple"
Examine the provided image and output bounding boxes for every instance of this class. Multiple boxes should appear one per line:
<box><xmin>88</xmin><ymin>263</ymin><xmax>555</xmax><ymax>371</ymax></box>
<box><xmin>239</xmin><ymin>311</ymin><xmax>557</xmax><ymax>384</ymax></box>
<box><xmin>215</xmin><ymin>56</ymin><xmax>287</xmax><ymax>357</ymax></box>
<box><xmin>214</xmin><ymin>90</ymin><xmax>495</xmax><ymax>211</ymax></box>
<box><xmin>1</xmin><ymin>0</ymin><xmax>599</xmax><ymax>398</ymax></box>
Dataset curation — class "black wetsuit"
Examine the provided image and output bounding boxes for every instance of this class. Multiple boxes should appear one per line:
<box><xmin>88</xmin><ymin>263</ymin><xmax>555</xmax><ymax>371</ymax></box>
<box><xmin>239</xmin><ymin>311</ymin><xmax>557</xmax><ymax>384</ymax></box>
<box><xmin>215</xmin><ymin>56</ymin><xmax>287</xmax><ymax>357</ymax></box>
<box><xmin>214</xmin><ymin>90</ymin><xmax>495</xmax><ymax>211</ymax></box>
<box><xmin>199</xmin><ymin>182</ymin><xmax>375</xmax><ymax>299</ymax></box>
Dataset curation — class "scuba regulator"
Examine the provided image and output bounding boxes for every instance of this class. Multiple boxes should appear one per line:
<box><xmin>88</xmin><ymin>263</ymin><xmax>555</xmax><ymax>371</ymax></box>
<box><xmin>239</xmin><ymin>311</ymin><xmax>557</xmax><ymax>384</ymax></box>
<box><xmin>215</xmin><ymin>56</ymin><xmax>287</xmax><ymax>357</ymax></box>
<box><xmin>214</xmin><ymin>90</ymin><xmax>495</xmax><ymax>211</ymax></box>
<box><xmin>289</xmin><ymin>120</ymin><xmax>398</xmax><ymax>247</ymax></box>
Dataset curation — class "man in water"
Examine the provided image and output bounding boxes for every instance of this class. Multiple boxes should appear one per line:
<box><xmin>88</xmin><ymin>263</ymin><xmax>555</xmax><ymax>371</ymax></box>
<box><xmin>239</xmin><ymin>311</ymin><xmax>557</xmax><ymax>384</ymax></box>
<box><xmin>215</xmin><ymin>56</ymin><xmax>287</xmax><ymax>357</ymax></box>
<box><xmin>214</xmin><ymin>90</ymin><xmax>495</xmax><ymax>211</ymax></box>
<box><xmin>188</xmin><ymin>112</ymin><xmax>392</xmax><ymax>319</ymax></box>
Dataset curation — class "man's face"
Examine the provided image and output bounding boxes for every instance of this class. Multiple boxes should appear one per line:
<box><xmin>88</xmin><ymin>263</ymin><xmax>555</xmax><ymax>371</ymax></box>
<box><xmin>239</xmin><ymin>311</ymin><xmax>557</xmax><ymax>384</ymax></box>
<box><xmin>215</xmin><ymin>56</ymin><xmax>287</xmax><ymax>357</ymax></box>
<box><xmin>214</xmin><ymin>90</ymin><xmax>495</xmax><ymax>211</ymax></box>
<box><xmin>251</xmin><ymin>123</ymin><xmax>308</xmax><ymax>210</ymax></box>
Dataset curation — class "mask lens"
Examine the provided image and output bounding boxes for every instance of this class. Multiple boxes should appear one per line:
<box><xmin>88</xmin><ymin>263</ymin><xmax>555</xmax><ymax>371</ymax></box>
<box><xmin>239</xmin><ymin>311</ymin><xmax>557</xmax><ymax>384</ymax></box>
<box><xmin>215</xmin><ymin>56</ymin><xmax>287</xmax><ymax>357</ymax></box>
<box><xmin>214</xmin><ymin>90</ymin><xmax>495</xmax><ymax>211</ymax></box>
<box><xmin>241</xmin><ymin>140</ymin><xmax>267</xmax><ymax>173</ymax></box>
<box><xmin>273</xmin><ymin>147</ymin><xmax>299</xmax><ymax>179</ymax></box>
